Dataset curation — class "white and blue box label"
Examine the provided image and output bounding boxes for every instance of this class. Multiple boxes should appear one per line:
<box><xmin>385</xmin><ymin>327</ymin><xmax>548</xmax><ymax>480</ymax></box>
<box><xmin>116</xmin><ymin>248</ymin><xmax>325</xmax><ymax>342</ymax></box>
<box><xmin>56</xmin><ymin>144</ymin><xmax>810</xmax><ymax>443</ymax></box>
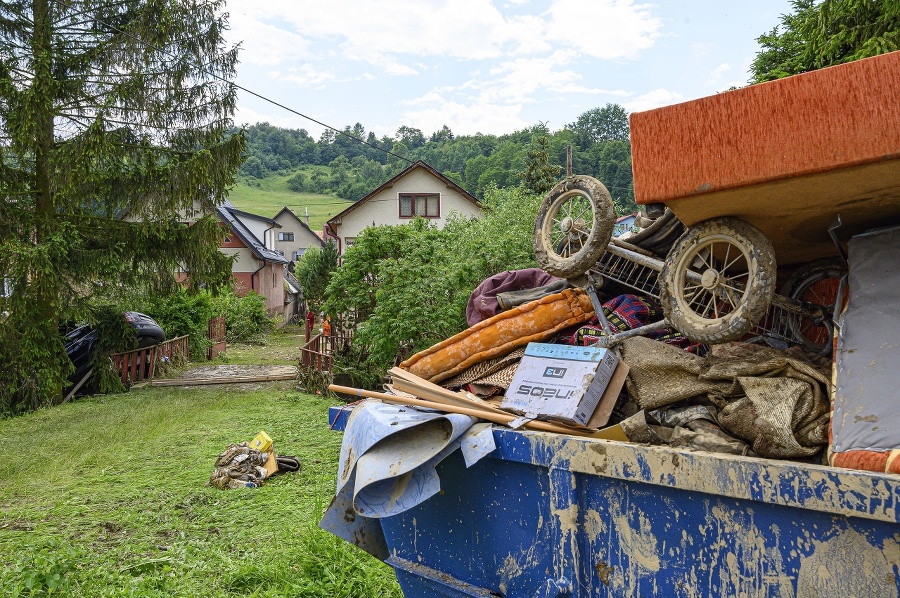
<box><xmin>500</xmin><ymin>342</ymin><xmax>620</xmax><ymax>426</ymax></box>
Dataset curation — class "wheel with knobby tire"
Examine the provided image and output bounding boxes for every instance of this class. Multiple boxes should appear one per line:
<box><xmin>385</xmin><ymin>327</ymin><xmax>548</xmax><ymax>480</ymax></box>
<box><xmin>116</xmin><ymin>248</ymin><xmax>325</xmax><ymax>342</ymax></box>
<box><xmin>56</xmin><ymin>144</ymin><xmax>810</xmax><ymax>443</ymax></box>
<box><xmin>533</xmin><ymin>175</ymin><xmax>616</xmax><ymax>279</ymax></box>
<box><xmin>660</xmin><ymin>217</ymin><xmax>776</xmax><ymax>344</ymax></box>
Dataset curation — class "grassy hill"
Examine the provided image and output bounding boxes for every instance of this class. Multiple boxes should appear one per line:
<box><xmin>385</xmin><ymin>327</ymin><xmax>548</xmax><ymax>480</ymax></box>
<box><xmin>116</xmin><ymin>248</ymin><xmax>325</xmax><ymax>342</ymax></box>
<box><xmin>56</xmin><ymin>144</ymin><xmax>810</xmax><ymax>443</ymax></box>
<box><xmin>226</xmin><ymin>170</ymin><xmax>353</xmax><ymax>232</ymax></box>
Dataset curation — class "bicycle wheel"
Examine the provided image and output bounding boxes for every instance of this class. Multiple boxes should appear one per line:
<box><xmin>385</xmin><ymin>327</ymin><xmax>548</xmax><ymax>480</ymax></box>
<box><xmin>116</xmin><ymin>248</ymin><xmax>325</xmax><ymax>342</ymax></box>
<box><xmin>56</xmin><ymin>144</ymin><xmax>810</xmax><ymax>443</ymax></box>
<box><xmin>533</xmin><ymin>175</ymin><xmax>615</xmax><ymax>279</ymax></box>
<box><xmin>780</xmin><ymin>257</ymin><xmax>845</xmax><ymax>353</ymax></box>
<box><xmin>660</xmin><ymin>217</ymin><xmax>776</xmax><ymax>344</ymax></box>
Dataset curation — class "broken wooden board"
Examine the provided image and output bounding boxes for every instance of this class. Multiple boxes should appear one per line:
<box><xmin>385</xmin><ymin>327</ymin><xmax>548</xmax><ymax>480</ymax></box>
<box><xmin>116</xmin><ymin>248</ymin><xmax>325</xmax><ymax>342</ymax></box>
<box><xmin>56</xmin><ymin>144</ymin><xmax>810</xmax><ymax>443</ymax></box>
<box><xmin>151</xmin><ymin>366</ymin><xmax>297</xmax><ymax>387</ymax></box>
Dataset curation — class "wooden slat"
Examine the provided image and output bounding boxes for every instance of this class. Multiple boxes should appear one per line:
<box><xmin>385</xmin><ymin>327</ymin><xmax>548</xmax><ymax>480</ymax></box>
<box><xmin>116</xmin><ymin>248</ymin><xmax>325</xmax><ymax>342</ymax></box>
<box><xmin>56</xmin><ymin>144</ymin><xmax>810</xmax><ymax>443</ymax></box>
<box><xmin>150</xmin><ymin>372</ymin><xmax>297</xmax><ymax>387</ymax></box>
<box><xmin>328</xmin><ymin>384</ymin><xmax>628</xmax><ymax>440</ymax></box>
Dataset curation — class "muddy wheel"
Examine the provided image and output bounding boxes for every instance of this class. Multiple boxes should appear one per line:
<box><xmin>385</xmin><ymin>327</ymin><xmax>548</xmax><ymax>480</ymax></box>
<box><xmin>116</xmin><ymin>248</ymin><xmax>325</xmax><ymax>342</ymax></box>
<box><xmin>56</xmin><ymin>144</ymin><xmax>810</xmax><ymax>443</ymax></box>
<box><xmin>781</xmin><ymin>257</ymin><xmax>845</xmax><ymax>353</ymax></box>
<box><xmin>533</xmin><ymin>175</ymin><xmax>615</xmax><ymax>279</ymax></box>
<box><xmin>660</xmin><ymin>217</ymin><xmax>776</xmax><ymax>344</ymax></box>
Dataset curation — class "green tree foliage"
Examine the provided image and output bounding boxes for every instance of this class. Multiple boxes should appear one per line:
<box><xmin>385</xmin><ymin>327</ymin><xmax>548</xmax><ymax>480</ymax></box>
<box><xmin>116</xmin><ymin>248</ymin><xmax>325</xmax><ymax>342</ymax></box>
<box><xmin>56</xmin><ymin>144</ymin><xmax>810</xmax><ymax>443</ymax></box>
<box><xmin>567</xmin><ymin>104</ymin><xmax>630</xmax><ymax>148</ymax></box>
<box><xmin>323</xmin><ymin>187</ymin><xmax>542</xmax><ymax>386</ymax></box>
<box><xmin>294</xmin><ymin>241</ymin><xmax>339</xmax><ymax>311</ymax></box>
<box><xmin>750</xmin><ymin>0</ymin><xmax>900</xmax><ymax>83</ymax></box>
<box><xmin>519</xmin><ymin>125</ymin><xmax>562</xmax><ymax>196</ymax></box>
<box><xmin>212</xmin><ymin>290</ymin><xmax>275</xmax><ymax>344</ymax></box>
<box><xmin>235</xmin><ymin>105</ymin><xmax>635</xmax><ymax>208</ymax></box>
<box><xmin>0</xmin><ymin>0</ymin><xmax>243</xmax><ymax>413</ymax></box>
<box><xmin>143</xmin><ymin>288</ymin><xmax>216</xmax><ymax>360</ymax></box>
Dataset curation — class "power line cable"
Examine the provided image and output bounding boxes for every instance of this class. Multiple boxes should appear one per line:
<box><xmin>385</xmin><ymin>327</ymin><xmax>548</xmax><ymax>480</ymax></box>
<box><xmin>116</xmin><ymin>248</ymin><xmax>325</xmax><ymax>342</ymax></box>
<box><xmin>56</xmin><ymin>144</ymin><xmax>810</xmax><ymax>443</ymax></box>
<box><xmin>88</xmin><ymin>10</ymin><xmax>634</xmax><ymax>196</ymax></box>
<box><xmin>87</xmin><ymin>12</ymin><xmax>416</xmax><ymax>166</ymax></box>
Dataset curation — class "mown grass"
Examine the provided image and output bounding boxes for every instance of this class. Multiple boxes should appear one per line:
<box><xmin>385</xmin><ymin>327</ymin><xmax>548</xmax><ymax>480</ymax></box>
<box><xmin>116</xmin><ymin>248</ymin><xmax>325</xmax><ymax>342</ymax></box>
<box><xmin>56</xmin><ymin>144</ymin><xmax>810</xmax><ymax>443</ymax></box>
<box><xmin>0</xmin><ymin>346</ymin><xmax>401</xmax><ymax>597</ymax></box>
<box><xmin>227</xmin><ymin>170</ymin><xmax>352</xmax><ymax>231</ymax></box>
<box><xmin>217</xmin><ymin>326</ymin><xmax>307</xmax><ymax>367</ymax></box>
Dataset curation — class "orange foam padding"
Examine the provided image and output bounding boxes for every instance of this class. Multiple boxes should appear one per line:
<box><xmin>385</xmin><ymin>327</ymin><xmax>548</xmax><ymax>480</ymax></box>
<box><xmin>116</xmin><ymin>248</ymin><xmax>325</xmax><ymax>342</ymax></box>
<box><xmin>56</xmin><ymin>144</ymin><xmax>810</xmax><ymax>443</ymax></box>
<box><xmin>629</xmin><ymin>51</ymin><xmax>900</xmax><ymax>265</ymax></box>
<box><xmin>830</xmin><ymin>449</ymin><xmax>900</xmax><ymax>474</ymax></box>
<box><xmin>399</xmin><ymin>288</ymin><xmax>594</xmax><ymax>384</ymax></box>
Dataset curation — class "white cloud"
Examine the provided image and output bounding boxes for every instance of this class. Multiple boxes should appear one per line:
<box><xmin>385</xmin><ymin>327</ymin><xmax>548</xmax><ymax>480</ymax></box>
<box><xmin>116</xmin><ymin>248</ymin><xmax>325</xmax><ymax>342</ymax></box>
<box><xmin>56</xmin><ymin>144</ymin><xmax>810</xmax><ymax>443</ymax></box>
<box><xmin>402</xmin><ymin>99</ymin><xmax>530</xmax><ymax>137</ymax></box>
<box><xmin>225</xmin><ymin>9</ymin><xmax>311</xmax><ymax>66</ymax></box>
<box><xmin>545</xmin><ymin>0</ymin><xmax>661</xmax><ymax>59</ymax></box>
<box><xmin>274</xmin><ymin>63</ymin><xmax>339</xmax><ymax>88</ymax></box>
<box><xmin>623</xmin><ymin>88</ymin><xmax>685</xmax><ymax>112</ymax></box>
<box><xmin>706</xmin><ymin>62</ymin><xmax>731</xmax><ymax>84</ymax></box>
<box><xmin>233</xmin><ymin>104</ymin><xmax>324</xmax><ymax>136</ymax></box>
<box><xmin>225</xmin><ymin>0</ymin><xmax>661</xmax><ymax>76</ymax></box>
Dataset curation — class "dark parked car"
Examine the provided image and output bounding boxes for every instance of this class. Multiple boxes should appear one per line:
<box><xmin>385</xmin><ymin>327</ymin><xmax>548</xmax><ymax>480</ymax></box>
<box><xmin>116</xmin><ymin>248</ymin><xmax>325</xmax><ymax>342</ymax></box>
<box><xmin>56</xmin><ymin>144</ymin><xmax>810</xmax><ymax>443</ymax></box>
<box><xmin>64</xmin><ymin>312</ymin><xmax>166</xmax><ymax>394</ymax></box>
<box><xmin>124</xmin><ymin>311</ymin><xmax>166</xmax><ymax>347</ymax></box>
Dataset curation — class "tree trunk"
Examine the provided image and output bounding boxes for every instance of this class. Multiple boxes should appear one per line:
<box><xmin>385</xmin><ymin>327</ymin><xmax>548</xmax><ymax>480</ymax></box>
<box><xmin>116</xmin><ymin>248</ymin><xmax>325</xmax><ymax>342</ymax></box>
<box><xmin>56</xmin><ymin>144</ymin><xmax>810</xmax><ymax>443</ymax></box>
<box><xmin>32</xmin><ymin>0</ymin><xmax>63</xmax><ymax>400</ymax></box>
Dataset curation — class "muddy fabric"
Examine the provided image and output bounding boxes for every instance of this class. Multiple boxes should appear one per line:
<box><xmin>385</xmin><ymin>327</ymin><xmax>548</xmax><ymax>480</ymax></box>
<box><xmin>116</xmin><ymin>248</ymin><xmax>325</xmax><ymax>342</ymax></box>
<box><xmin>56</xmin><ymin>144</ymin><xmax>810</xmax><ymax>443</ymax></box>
<box><xmin>618</xmin><ymin>407</ymin><xmax>754</xmax><ymax>456</ymax></box>
<box><xmin>442</xmin><ymin>347</ymin><xmax>526</xmax><ymax>388</ymax></box>
<box><xmin>650</xmin><ymin>405</ymin><xmax>754</xmax><ymax>456</ymax></box>
<box><xmin>466</xmin><ymin>269</ymin><xmax>562</xmax><ymax>326</ymax></box>
<box><xmin>622</xmin><ymin>337</ymin><xmax>830</xmax><ymax>458</ymax></box>
<box><xmin>209</xmin><ymin>442</ymin><xmax>270</xmax><ymax>489</ymax></box>
<box><xmin>401</xmin><ymin>288</ymin><xmax>595</xmax><ymax>384</ymax></box>
<box><xmin>496</xmin><ymin>280</ymin><xmax>569</xmax><ymax>312</ymax></box>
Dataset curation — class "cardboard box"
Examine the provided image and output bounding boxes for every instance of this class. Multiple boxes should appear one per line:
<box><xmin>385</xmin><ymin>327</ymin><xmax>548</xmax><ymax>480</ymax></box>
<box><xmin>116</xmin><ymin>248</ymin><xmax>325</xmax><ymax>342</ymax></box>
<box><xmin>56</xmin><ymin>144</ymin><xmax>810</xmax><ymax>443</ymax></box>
<box><xmin>501</xmin><ymin>343</ymin><xmax>621</xmax><ymax>426</ymax></box>
<box><xmin>249</xmin><ymin>430</ymin><xmax>272</xmax><ymax>452</ymax></box>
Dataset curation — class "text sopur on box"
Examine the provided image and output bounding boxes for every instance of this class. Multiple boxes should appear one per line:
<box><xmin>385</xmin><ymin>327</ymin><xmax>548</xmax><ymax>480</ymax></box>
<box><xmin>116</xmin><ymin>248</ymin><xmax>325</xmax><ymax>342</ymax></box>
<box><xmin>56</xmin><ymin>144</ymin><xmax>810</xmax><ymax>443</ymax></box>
<box><xmin>500</xmin><ymin>342</ymin><xmax>620</xmax><ymax>426</ymax></box>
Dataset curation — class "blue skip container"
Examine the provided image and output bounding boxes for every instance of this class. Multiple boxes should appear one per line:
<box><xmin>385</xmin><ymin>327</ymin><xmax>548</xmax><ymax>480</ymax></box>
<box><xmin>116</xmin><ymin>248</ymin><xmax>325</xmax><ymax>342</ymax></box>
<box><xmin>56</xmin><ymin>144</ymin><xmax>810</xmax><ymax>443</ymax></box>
<box><xmin>327</xmin><ymin>407</ymin><xmax>900</xmax><ymax>597</ymax></box>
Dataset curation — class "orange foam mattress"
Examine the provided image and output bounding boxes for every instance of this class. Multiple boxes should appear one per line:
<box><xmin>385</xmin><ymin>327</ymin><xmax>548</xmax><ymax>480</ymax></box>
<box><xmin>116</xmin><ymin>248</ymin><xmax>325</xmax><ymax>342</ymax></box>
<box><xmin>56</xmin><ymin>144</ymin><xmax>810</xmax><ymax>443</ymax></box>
<box><xmin>630</xmin><ymin>51</ymin><xmax>900</xmax><ymax>265</ymax></box>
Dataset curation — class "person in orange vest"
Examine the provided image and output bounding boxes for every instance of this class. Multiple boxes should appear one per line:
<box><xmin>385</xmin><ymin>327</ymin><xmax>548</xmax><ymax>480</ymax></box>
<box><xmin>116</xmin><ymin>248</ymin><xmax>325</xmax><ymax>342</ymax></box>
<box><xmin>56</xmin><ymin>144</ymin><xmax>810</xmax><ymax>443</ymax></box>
<box><xmin>322</xmin><ymin>315</ymin><xmax>331</xmax><ymax>337</ymax></box>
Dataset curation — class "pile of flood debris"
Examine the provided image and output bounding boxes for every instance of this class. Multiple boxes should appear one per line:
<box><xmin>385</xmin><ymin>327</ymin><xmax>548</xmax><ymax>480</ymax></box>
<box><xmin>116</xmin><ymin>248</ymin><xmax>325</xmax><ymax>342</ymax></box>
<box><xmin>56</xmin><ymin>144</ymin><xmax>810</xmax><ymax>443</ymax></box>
<box><xmin>332</xmin><ymin>213</ymin><xmax>900</xmax><ymax>476</ymax></box>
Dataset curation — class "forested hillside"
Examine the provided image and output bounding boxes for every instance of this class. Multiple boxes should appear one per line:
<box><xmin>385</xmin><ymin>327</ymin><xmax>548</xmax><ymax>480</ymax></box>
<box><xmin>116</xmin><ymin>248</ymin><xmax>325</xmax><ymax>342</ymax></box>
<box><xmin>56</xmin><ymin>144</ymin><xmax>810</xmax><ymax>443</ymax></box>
<box><xmin>235</xmin><ymin>103</ymin><xmax>638</xmax><ymax>214</ymax></box>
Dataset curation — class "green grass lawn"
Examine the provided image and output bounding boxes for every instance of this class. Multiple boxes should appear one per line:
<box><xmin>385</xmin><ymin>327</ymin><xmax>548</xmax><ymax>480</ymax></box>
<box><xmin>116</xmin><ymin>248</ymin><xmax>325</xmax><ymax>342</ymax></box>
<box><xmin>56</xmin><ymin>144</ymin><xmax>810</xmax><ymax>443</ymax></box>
<box><xmin>227</xmin><ymin>171</ymin><xmax>352</xmax><ymax>232</ymax></box>
<box><xmin>0</xmin><ymin>336</ymin><xmax>401</xmax><ymax>597</ymax></box>
<box><xmin>217</xmin><ymin>326</ymin><xmax>307</xmax><ymax>367</ymax></box>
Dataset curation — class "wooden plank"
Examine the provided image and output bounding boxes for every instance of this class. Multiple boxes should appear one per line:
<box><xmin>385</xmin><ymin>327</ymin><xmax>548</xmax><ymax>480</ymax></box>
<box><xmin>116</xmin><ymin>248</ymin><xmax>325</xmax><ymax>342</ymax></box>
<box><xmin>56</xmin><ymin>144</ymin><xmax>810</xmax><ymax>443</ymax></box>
<box><xmin>329</xmin><ymin>384</ymin><xmax>628</xmax><ymax>440</ymax></box>
<box><xmin>150</xmin><ymin>372</ymin><xmax>297</xmax><ymax>387</ymax></box>
<box><xmin>388</xmin><ymin>367</ymin><xmax>510</xmax><ymax>415</ymax></box>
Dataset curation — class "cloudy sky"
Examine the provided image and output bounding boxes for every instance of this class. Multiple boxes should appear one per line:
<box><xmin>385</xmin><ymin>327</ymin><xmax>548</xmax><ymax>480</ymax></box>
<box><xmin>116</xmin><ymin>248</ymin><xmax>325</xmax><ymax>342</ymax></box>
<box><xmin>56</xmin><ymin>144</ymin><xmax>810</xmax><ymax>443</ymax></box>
<box><xmin>223</xmin><ymin>0</ymin><xmax>792</xmax><ymax>139</ymax></box>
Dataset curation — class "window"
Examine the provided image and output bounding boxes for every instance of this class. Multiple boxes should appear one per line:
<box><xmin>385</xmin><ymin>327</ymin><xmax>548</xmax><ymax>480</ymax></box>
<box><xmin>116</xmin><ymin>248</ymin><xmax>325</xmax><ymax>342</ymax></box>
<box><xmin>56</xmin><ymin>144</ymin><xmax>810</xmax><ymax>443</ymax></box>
<box><xmin>278</xmin><ymin>232</ymin><xmax>294</xmax><ymax>242</ymax></box>
<box><xmin>399</xmin><ymin>193</ymin><xmax>439</xmax><ymax>218</ymax></box>
<box><xmin>345</xmin><ymin>237</ymin><xmax>356</xmax><ymax>248</ymax></box>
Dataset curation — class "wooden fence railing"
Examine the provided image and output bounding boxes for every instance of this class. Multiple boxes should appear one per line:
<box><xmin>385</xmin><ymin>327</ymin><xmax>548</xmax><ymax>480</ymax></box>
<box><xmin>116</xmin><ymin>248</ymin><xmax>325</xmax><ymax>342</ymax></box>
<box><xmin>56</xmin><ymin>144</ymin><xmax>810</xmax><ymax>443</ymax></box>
<box><xmin>299</xmin><ymin>333</ymin><xmax>351</xmax><ymax>372</ymax></box>
<box><xmin>208</xmin><ymin>316</ymin><xmax>226</xmax><ymax>359</ymax></box>
<box><xmin>110</xmin><ymin>334</ymin><xmax>190</xmax><ymax>385</ymax></box>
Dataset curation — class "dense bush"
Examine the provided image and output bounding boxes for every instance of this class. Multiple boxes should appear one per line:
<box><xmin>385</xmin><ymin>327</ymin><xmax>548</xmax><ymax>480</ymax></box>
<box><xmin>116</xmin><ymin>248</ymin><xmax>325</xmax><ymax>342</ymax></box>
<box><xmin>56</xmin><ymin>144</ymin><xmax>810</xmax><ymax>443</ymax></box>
<box><xmin>143</xmin><ymin>289</ymin><xmax>216</xmax><ymax>361</ymax></box>
<box><xmin>324</xmin><ymin>186</ymin><xmax>542</xmax><ymax>386</ymax></box>
<box><xmin>213</xmin><ymin>291</ymin><xmax>276</xmax><ymax>344</ymax></box>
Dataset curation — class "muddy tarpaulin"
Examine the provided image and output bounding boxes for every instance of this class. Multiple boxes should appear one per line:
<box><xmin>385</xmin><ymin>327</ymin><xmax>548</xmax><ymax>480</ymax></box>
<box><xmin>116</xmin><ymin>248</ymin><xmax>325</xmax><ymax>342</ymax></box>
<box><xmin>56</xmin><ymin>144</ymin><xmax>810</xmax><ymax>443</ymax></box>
<box><xmin>319</xmin><ymin>400</ymin><xmax>495</xmax><ymax>558</ymax></box>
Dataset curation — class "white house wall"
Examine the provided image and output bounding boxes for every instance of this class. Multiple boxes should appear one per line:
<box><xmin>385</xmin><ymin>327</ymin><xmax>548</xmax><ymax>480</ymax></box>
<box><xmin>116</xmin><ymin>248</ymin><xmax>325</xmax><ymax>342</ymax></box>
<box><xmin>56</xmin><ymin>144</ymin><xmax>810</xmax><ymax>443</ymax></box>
<box><xmin>274</xmin><ymin>212</ymin><xmax>323</xmax><ymax>261</ymax></box>
<box><xmin>335</xmin><ymin>168</ymin><xmax>481</xmax><ymax>252</ymax></box>
<box><xmin>221</xmin><ymin>247</ymin><xmax>259</xmax><ymax>271</ymax></box>
<box><xmin>239</xmin><ymin>218</ymin><xmax>274</xmax><ymax>249</ymax></box>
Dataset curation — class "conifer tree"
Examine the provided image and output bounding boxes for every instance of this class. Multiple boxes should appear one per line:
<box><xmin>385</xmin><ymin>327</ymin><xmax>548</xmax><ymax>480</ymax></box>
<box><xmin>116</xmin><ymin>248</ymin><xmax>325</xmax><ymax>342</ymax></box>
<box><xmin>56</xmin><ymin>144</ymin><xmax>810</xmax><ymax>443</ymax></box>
<box><xmin>0</xmin><ymin>0</ymin><xmax>244</xmax><ymax>411</ymax></box>
<box><xmin>519</xmin><ymin>126</ymin><xmax>561</xmax><ymax>196</ymax></box>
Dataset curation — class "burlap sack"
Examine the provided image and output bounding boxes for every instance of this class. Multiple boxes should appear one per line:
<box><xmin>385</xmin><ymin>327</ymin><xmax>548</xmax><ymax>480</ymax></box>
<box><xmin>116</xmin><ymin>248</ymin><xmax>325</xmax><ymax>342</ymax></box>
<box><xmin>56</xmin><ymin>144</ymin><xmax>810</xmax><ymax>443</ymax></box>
<box><xmin>622</xmin><ymin>337</ymin><xmax>830</xmax><ymax>458</ymax></box>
